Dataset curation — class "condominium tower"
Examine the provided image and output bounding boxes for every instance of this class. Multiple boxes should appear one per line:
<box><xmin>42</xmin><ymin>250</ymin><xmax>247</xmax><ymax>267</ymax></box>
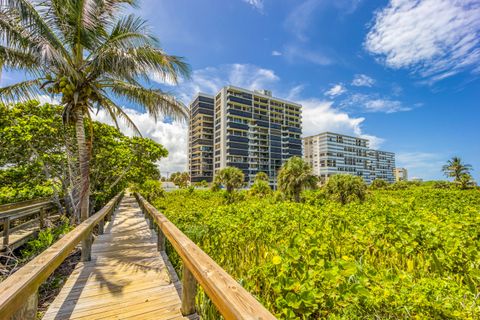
<box><xmin>188</xmin><ymin>86</ymin><xmax>302</xmax><ymax>185</ymax></box>
<box><xmin>188</xmin><ymin>93</ymin><xmax>214</xmax><ymax>183</ymax></box>
<box><xmin>303</xmin><ymin>132</ymin><xmax>396</xmax><ymax>184</ymax></box>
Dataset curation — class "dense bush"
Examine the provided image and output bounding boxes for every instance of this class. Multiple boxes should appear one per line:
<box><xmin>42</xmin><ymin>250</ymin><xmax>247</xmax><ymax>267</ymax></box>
<box><xmin>150</xmin><ymin>187</ymin><xmax>480</xmax><ymax>319</ymax></box>
<box><xmin>134</xmin><ymin>179</ymin><xmax>165</xmax><ymax>203</ymax></box>
<box><xmin>324</xmin><ymin>174</ymin><xmax>367</xmax><ymax>204</ymax></box>
<box><xmin>369</xmin><ymin>178</ymin><xmax>389</xmax><ymax>190</ymax></box>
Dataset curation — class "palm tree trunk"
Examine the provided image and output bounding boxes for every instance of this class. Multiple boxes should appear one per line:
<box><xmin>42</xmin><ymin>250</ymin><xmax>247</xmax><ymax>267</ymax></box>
<box><xmin>74</xmin><ymin>109</ymin><xmax>90</xmax><ymax>222</ymax></box>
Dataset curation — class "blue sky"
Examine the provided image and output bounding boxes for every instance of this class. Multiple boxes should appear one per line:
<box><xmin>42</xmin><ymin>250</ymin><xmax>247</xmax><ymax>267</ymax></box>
<box><xmin>2</xmin><ymin>0</ymin><xmax>479</xmax><ymax>180</ymax></box>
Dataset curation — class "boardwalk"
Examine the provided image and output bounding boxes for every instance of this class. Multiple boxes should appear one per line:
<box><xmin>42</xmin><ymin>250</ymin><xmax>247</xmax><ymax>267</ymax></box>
<box><xmin>42</xmin><ymin>196</ymin><xmax>186</xmax><ymax>320</ymax></box>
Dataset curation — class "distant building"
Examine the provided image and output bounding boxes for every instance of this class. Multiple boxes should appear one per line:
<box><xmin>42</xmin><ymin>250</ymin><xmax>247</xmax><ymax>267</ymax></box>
<box><xmin>394</xmin><ymin>168</ymin><xmax>408</xmax><ymax>181</ymax></box>
<box><xmin>303</xmin><ymin>132</ymin><xmax>396</xmax><ymax>184</ymax></box>
<box><xmin>188</xmin><ymin>86</ymin><xmax>302</xmax><ymax>186</ymax></box>
<box><xmin>188</xmin><ymin>93</ymin><xmax>214</xmax><ymax>183</ymax></box>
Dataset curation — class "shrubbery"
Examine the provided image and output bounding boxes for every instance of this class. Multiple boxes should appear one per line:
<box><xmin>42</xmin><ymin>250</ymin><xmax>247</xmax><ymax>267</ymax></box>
<box><xmin>324</xmin><ymin>174</ymin><xmax>367</xmax><ymax>204</ymax></box>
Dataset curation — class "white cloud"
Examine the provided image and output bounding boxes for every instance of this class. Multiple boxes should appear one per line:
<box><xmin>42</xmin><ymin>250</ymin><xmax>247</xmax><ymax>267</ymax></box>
<box><xmin>38</xmin><ymin>95</ymin><xmax>60</xmax><ymax>105</ymax></box>
<box><xmin>271</xmin><ymin>50</ymin><xmax>282</xmax><ymax>56</ymax></box>
<box><xmin>92</xmin><ymin>108</ymin><xmax>188</xmax><ymax>174</ymax></box>
<box><xmin>284</xmin><ymin>44</ymin><xmax>332</xmax><ymax>65</ymax></box>
<box><xmin>365</xmin><ymin>0</ymin><xmax>480</xmax><ymax>81</ymax></box>
<box><xmin>396</xmin><ymin>152</ymin><xmax>445</xmax><ymax>180</ymax></box>
<box><xmin>351</xmin><ymin>74</ymin><xmax>375</xmax><ymax>87</ymax></box>
<box><xmin>164</xmin><ymin>63</ymin><xmax>280</xmax><ymax>103</ymax></box>
<box><xmin>285</xmin><ymin>0</ymin><xmax>321</xmax><ymax>42</ymax></box>
<box><xmin>243</xmin><ymin>0</ymin><xmax>263</xmax><ymax>10</ymax></box>
<box><xmin>325</xmin><ymin>84</ymin><xmax>347</xmax><ymax>97</ymax></box>
<box><xmin>343</xmin><ymin>94</ymin><xmax>412</xmax><ymax>113</ymax></box>
<box><xmin>300</xmin><ymin>99</ymin><xmax>384</xmax><ymax>148</ymax></box>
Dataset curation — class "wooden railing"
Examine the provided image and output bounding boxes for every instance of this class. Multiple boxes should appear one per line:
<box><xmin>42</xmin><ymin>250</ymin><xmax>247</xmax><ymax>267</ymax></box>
<box><xmin>0</xmin><ymin>198</ymin><xmax>59</xmax><ymax>250</ymax></box>
<box><xmin>135</xmin><ymin>193</ymin><xmax>276</xmax><ymax>320</ymax></box>
<box><xmin>0</xmin><ymin>192</ymin><xmax>123</xmax><ymax>319</ymax></box>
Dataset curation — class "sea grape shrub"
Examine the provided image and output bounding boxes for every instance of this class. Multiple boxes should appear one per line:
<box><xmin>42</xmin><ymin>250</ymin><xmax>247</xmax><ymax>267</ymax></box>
<box><xmin>369</xmin><ymin>179</ymin><xmax>389</xmax><ymax>190</ymax></box>
<box><xmin>324</xmin><ymin>174</ymin><xmax>367</xmax><ymax>205</ymax></box>
<box><xmin>138</xmin><ymin>179</ymin><xmax>165</xmax><ymax>202</ymax></box>
<box><xmin>152</xmin><ymin>188</ymin><xmax>480</xmax><ymax>319</ymax></box>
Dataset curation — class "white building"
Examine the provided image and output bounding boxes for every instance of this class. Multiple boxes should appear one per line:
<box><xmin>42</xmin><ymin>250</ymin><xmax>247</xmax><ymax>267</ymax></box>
<box><xmin>394</xmin><ymin>168</ymin><xmax>408</xmax><ymax>182</ymax></box>
<box><xmin>303</xmin><ymin>132</ymin><xmax>396</xmax><ymax>184</ymax></box>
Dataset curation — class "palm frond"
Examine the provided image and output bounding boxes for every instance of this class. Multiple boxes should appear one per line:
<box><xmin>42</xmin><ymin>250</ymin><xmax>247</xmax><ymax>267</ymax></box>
<box><xmin>0</xmin><ymin>79</ymin><xmax>44</xmax><ymax>104</ymax></box>
<box><xmin>0</xmin><ymin>45</ymin><xmax>42</xmax><ymax>72</ymax></box>
<box><xmin>106</xmin><ymin>79</ymin><xmax>188</xmax><ymax>121</ymax></box>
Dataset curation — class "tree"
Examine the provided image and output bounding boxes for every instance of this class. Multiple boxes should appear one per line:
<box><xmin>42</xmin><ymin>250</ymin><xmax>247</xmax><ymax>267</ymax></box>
<box><xmin>170</xmin><ymin>172</ymin><xmax>190</xmax><ymax>188</ymax></box>
<box><xmin>370</xmin><ymin>179</ymin><xmax>389</xmax><ymax>190</ymax></box>
<box><xmin>324</xmin><ymin>174</ymin><xmax>367</xmax><ymax>205</ymax></box>
<box><xmin>442</xmin><ymin>157</ymin><xmax>473</xmax><ymax>183</ymax></box>
<box><xmin>277</xmin><ymin>156</ymin><xmax>317</xmax><ymax>202</ymax></box>
<box><xmin>457</xmin><ymin>173</ymin><xmax>476</xmax><ymax>190</ymax></box>
<box><xmin>0</xmin><ymin>101</ymin><xmax>167</xmax><ymax>212</ymax></box>
<box><xmin>214</xmin><ymin>167</ymin><xmax>244</xmax><ymax>193</ymax></box>
<box><xmin>0</xmin><ymin>1</ymin><xmax>189</xmax><ymax>223</ymax></box>
<box><xmin>249</xmin><ymin>172</ymin><xmax>272</xmax><ymax>197</ymax></box>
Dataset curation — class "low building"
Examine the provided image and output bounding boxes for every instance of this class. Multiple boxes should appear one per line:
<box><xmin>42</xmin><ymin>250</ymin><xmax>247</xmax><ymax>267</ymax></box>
<box><xmin>303</xmin><ymin>132</ymin><xmax>396</xmax><ymax>184</ymax></box>
<box><xmin>394</xmin><ymin>168</ymin><xmax>408</xmax><ymax>181</ymax></box>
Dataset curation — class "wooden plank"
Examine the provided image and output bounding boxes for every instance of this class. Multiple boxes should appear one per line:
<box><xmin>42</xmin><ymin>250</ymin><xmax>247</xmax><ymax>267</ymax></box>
<box><xmin>137</xmin><ymin>194</ymin><xmax>277</xmax><ymax>320</ymax></box>
<box><xmin>42</xmin><ymin>195</ymin><xmax>185</xmax><ymax>320</ymax></box>
<box><xmin>0</xmin><ymin>193</ymin><xmax>123</xmax><ymax>319</ymax></box>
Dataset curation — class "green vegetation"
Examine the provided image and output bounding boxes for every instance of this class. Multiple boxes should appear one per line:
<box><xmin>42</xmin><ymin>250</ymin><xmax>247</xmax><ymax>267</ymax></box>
<box><xmin>0</xmin><ymin>101</ymin><xmax>167</xmax><ymax>215</ymax></box>
<box><xmin>278</xmin><ymin>156</ymin><xmax>317</xmax><ymax>202</ymax></box>
<box><xmin>213</xmin><ymin>167</ymin><xmax>245</xmax><ymax>193</ymax></box>
<box><xmin>170</xmin><ymin>172</ymin><xmax>190</xmax><ymax>188</ymax></box>
<box><xmin>151</xmin><ymin>186</ymin><xmax>480</xmax><ymax>319</ymax></box>
<box><xmin>0</xmin><ymin>0</ymin><xmax>189</xmax><ymax>222</ymax></box>
<box><xmin>249</xmin><ymin>172</ymin><xmax>272</xmax><ymax>197</ymax></box>
<box><xmin>324</xmin><ymin>174</ymin><xmax>367</xmax><ymax>205</ymax></box>
<box><xmin>443</xmin><ymin>156</ymin><xmax>475</xmax><ymax>189</ymax></box>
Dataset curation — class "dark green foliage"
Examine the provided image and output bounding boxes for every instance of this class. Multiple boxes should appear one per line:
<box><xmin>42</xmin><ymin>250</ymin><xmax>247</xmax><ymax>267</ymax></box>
<box><xmin>369</xmin><ymin>178</ymin><xmax>389</xmax><ymax>190</ymax></box>
<box><xmin>277</xmin><ymin>156</ymin><xmax>317</xmax><ymax>202</ymax></box>
<box><xmin>214</xmin><ymin>167</ymin><xmax>245</xmax><ymax>193</ymax></box>
<box><xmin>135</xmin><ymin>179</ymin><xmax>165</xmax><ymax>203</ymax></box>
<box><xmin>324</xmin><ymin>174</ymin><xmax>367</xmax><ymax>205</ymax></box>
<box><xmin>249</xmin><ymin>173</ymin><xmax>272</xmax><ymax>197</ymax></box>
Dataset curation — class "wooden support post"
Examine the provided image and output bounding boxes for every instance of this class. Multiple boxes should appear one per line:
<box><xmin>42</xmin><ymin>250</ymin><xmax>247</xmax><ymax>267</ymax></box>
<box><xmin>98</xmin><ymin>218</ymin><xmax>104</xmax><ymax>235</ymax></box>
<box><xmin>148</xmin><ymin>215</ymin><xmax>154</xmax><ymax>230</ymax></box>
<box><xmin>157</xmin><ymin>225</ymin><xmax>165</xmax><ymax>251</ymax></box>
<box><xmin>3</xmin><ymin>217</ymin><xmax>10</xmax><ymax>247</ymax></box>
<box><xmin>181</xmin><ymin>265</ymin><xmax>197</xmax><ymax>316</ymax></box>
<box><xmin>39</xmin><ymin>207</ymin><xmax>46</xmax><ymax>229</ymax></box>
<box><xmin>11</xmin><ymin>291</ymin><xmax>38</xmax><ymax>320</ymax></box>
<box><xmin>81</xmin><ymin>233</ymin><xmax>93</xmax><ymax>262</ymax></box>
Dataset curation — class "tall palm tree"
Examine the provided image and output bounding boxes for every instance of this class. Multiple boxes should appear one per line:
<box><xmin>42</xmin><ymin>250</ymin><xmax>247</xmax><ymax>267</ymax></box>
<box><xmin>0</xmin><ymin>0</ymin><xmax>190</xmax><ymax>222</ymax></box>
<box><xmin>277</xmin><ymin>156</ymin><xmax>317</xmax><ymax>202</ymax></box>
<box><xmin>442</xmin><ymin>157</ymin><xmax>472</xmax><ymax>182</ymax></box>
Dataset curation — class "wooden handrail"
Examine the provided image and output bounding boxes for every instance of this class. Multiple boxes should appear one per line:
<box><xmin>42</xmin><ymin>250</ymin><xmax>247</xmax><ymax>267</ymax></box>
<box><xmin>0</xmin><ymin>192</ymin><xmax>123</xmax><ymax>319</ymax></box>
<box><xmin>135</xmin><ymin>193</ymin><xmax>276</xmax><ymax>320</ymax></box>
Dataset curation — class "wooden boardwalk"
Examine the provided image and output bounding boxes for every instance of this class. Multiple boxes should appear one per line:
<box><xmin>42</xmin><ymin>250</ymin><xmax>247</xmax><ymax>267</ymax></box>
<box><xmin>42</xmin><ymin>196</ymin><xmax>186</xmax><ymax>320</ymax></box>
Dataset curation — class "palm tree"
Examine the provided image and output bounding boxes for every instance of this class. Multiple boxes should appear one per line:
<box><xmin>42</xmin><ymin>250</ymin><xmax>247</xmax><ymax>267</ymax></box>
<box><xmin>442</xmin><ymin>157</ymin><xmax>472</xmax><ymax>182</ymax></box>
<box><xmin>214</xmin><ymin>167</ymin><xmax>244</xmax><ymax>193</ymax></box>
<box><xmin>0</xmin><ymin>0</ymin><xmax>190</xmax><ymax>223</ymax></box>
<box><xmin>277</xmin><ymin>156</ymin><xmax>317</xmax><ymax>202</ymax></box>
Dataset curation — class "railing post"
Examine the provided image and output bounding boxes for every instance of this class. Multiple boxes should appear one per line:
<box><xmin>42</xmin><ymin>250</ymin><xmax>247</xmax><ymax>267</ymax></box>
<box><xmin>11</xmin><ymin>291</ymin><xmax>38</xmax><ymax>320</ymax></box>
<box><xmin>148</xmin><ymin>214</ymin><xmax>154</xmax><ymax>230</ymax></box>
<box><xmin>81</xmin><ymin>233</ymin><xmax>92</xmax><ymax>262</ymax></box>
<box><xmin>3</xmin><ymin>217</ymin><xmax>10</xmax><ymax>247</ymax></box>
<box><xmin>39</xmin><ymin>207</ymin><xmax>46</xmax><ymax>229</ymax></box>
<box><xmin>157</xmin><ymin>225</ymin><xmax>165</xmax><ymax>251</ymax></box>
<box><xmin>98</xmin><ymin>218</ymin><xmax>104</xmax><ymax>235</ymax></box>
<box><xmin>181</xmin><ymin>265</ymin><xmax>197</xmax><ymax>316</ymax></box>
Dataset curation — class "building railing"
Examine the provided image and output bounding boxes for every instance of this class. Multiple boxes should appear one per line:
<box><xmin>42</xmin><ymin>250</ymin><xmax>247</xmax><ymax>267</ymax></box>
<box><xmin>0</xmin><ymin>192</ymin><xmax>123</xmax><ymax>319</ymax></box>
<box><xmin>135</xmin><ymin>193</ymin><xmax>276</xmax><ymax>320</ymax></box>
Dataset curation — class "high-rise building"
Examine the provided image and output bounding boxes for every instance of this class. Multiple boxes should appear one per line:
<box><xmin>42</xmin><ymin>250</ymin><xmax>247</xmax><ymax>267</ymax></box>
<box><xmin>189</xmin><ymin>86</ymin><xmax>302</xmax><ymax>185</ymax></box>
<box><xmin>303</xmin><ymin>132</ymin><xmax>396</xmax><ymax>184</ymax></box>
<box><xmin>394</xmin><ymin>168</ymin><xmax>408</xmax><ymax>181</ymax></box>
<box><xmin>188</xmin><ymin>93</ymin><xmax>214</xmax><ymax>183</ymax></box>
<box><xmin>367</xmin><ymin>150</ymin><xmax>396</xmax><ymax>183</ymax></box>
